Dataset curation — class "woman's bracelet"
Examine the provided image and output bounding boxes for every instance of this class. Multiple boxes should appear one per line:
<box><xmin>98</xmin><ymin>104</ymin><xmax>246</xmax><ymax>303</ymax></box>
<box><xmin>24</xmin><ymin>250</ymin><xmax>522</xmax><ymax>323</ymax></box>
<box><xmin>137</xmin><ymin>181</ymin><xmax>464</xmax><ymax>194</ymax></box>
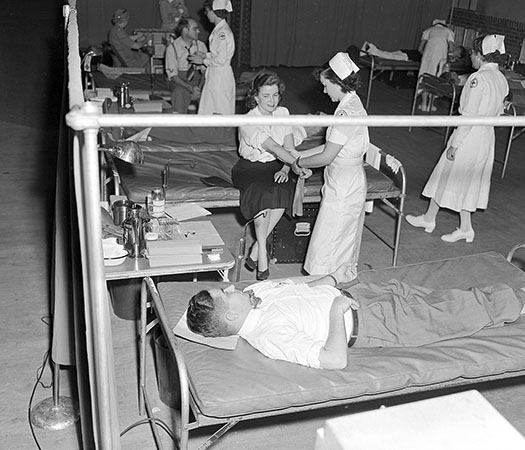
<box><xmin>295</xmin><ymin>156</ymin><xmax>303</xmax><ymax>169</ymax></box>
<box><xmin>327</xmin><ymin>274</ymin><xmax>338</xmax><ymax>287</ymax></box>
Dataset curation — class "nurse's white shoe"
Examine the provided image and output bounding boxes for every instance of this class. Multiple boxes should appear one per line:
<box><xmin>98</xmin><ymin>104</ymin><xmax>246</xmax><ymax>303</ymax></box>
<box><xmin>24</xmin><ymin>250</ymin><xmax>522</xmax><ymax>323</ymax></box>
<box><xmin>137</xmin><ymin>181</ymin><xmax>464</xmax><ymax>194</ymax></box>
<box><xmin>441</xmin><ymin>228</ymin><xmax>475</xmax><ymax>243</ymax></box>
<box><xmin>405</xmin><ymin>214</ymin><xmax>436</xmax><ymax>233</ymax></box>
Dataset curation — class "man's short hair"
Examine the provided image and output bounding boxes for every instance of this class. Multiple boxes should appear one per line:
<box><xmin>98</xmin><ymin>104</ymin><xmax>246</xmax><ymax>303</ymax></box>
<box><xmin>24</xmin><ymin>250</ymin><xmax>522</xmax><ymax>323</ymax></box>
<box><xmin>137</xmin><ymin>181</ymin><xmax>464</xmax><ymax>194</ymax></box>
<box><xmin>175</xmin><ymin>18</ymin><xmax>193</xmax><ymax>37</ymax></box>
<box><xmin>187</xmin><ymin>290</ymin><xmax>232</xmax><ymax>337</ymax></box>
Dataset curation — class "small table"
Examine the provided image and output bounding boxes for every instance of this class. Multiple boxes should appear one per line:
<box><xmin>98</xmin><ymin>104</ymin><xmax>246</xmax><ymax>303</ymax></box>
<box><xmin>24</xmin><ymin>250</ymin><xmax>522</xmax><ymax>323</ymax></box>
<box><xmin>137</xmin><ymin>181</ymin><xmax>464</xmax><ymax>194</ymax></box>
<box><xmin>105</xmin><ymin>248</ymin><xmax>235</xmax><ymax>282</ymax></box>
<box><xmin>104</xmin><ymin>221</ymin><xmax>235</xmax><ymax>320</ymax></box>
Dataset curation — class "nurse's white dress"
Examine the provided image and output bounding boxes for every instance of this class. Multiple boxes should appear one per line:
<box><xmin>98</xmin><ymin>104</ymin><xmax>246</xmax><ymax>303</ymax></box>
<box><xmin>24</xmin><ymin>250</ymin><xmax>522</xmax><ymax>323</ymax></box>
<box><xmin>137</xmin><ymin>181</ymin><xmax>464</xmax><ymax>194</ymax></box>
<box><xmin>304</xmin><ymin>92</ymin><xmax>369</xmax><ymax>275</ymax></box>
<box><xmin>418</xmin><ymin>24</ymin><xmax>454</xmax><ymax>77</ymax></box>
<box><xmin>422</xmin><ymin>63</ymin><xmax>508</xmax><ymax>212</ymax></box>
<box><xmin>198</xmin><ymin>19</ymin><xmax>236</xmax><ymax>115</ymax></box>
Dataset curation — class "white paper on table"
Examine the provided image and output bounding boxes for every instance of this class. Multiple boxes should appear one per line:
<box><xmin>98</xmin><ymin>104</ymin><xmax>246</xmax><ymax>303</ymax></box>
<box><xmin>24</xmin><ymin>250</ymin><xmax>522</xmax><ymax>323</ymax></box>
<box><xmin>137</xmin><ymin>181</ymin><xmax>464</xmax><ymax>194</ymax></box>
<box><xmin>173</xmin><ymin>312</ymin><xmax>239</xmax><ymax>350</ymax></box>
<box><xmin>177</xmin><ymin>221</ymin><xmax>224</xmax><ymax>248</ymax></box>
<box><xmin>165</xmin><ymin>203</ymin><xmax>211</xmax><ymax>221</ymax></box>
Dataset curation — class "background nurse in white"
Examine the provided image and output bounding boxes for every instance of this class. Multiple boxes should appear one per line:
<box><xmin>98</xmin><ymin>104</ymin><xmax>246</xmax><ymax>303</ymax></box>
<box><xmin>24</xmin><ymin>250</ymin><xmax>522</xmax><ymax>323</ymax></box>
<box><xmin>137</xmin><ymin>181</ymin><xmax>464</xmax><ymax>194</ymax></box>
<box><xmin>189</xmin><ymin>0</ymin><xmax>236</xmax><ymax>115</ymax></box>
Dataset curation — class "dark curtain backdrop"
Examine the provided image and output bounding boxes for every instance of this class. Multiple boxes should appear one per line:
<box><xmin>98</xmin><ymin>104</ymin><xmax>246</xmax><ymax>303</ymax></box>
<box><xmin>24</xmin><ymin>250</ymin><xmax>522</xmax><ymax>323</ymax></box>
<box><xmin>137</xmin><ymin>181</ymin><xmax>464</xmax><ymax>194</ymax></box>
<box><xmin>250</xmin><ymin>0</ymin><xmax>452</xmax><ymax>67</ymax></box>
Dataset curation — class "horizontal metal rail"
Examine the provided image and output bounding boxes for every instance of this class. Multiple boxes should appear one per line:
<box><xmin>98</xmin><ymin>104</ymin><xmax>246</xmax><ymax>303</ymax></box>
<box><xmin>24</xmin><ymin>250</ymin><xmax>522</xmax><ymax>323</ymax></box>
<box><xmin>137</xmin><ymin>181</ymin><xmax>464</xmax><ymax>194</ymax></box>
<box><xmin>66</xmin><ymin>108</ymin><xmax>525</xmax><ymax>131</ymax></box>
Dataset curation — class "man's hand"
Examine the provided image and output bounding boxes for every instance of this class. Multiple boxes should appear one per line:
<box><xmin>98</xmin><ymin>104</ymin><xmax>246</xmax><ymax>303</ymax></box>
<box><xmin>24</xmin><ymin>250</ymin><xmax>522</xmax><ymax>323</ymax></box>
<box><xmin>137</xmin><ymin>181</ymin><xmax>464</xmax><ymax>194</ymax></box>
<box><xmin>333</xmin><ymin>294</ymin><xmax>360</xmax><ymax>312</ymax></box>
<box><xmin>191</xmin><ymin>86</ymin><xmax>201</xmax><ymax>99</ymax></box>
<box><xmin>188</xmin><ymin>52</ymin><xmax>205</xmax><ymax>65</ymax></box>
<box><xmin>446</xmin><ymin>146</ymin><xmax>457</xmax><ymax>161</ymax></box>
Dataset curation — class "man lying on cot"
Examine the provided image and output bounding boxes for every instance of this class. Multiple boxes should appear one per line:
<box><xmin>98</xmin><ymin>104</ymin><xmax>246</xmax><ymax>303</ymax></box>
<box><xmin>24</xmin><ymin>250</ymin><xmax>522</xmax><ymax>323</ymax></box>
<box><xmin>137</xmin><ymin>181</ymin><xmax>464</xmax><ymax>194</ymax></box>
<box><xmin>186</xmin><ymin>265</ymin><xmax>525</xmax><ymax>370</ymax></box>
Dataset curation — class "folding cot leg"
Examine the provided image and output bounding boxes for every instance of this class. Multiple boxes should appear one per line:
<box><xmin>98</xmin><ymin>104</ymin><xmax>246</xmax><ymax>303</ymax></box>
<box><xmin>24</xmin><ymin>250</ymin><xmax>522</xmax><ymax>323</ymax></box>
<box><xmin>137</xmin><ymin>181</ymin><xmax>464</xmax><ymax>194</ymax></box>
<box><xmin>501</xmin><ymin>125</ymin><xmax>516</xmax><ymax>179</ymax></box>
<box><xmin>196</xmin><ymin>420</ymin><xmax>240</xmax><ymax>450</ymax></box>
<box><xmin>365</xmin><ymin>65</ymin><xmax>373</xmax><ymax>109</ymax></box>
<box><xmin>391</xmin><ymin>195</ymin><xmax>405</xmax><ymax>266</ymax></box>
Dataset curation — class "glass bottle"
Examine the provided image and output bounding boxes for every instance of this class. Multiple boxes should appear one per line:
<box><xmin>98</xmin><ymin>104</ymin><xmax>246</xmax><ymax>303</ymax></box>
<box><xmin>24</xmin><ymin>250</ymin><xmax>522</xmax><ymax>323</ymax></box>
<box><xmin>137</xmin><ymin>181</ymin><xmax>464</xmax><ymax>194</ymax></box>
<box><xmin>151</xmin><ymin>187</ymin><xmax>165</xmax><ymax>218</ymax></box>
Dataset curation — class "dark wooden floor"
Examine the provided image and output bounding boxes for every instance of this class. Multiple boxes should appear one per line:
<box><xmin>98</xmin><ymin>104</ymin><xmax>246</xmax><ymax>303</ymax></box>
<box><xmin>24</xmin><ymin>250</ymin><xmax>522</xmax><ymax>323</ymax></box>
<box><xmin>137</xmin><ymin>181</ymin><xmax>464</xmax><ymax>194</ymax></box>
<box><xmin>2</xmin><ymin>65</ymin><xmax>525</xmax><ymax>449</ymax></box>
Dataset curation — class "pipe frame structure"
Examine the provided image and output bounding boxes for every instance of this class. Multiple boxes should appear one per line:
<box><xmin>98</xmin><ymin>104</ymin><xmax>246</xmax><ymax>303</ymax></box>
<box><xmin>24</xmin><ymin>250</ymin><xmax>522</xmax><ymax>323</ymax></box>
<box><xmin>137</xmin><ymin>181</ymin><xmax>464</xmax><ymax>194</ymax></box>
<box><xmin>63</xmin><ymin>3</ymin><xmax>525</xmax><ymax>448</ymax></box>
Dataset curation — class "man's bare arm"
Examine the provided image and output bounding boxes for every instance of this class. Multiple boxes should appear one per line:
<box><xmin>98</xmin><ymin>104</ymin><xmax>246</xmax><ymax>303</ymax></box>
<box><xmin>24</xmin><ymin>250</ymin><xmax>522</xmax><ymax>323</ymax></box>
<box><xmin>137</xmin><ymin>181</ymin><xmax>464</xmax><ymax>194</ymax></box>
<box><xmin>318</xmin><ymin>295</ymin><xmax>354</xmax><ymax>370</ymax></box>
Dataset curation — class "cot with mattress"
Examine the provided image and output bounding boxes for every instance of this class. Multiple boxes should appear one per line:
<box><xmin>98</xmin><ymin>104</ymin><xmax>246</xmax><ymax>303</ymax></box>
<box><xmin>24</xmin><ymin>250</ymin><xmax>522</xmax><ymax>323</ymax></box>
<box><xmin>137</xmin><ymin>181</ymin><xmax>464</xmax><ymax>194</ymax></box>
<box><xmin>105</xmin><ymin>132</ymin><xmax>406</xmax><ymax>265</ymax></box>
<box><xmin>357</xmin><ymin>47</ymin><xmax>473</xmax><ymax>109</ymax></box>
<box><xmin>139</xmin><ymin>250</ymin><xmax>525</xmax><ymax>450</ymax></box>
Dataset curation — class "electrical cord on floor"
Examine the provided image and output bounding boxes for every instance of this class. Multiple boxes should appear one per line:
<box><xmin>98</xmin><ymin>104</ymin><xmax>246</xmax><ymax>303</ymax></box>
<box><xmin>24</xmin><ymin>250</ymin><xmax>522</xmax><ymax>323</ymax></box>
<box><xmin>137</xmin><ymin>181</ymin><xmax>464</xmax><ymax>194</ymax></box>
<box><xmin>27</xmin><ymin>349</ymin><xmax>52</xmax><ymax>450</ymax></box>
<box><xmin>27</xmin><ymin>316</ymin><xmax>53</xmax><ymax>450</ymax></box>
<box><xmin>120</xmin><ymin>416</ymin><xmax>177</xmax><ymax>442</ymax></box>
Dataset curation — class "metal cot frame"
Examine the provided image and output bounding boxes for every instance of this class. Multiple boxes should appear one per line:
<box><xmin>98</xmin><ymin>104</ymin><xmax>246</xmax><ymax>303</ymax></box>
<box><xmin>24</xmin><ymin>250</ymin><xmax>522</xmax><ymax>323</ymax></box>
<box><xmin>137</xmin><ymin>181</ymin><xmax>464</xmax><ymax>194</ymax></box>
<box><xmin>62</xmin><ymin>2</ymin><xmax>525</xmax><ymax>448</ymax></box>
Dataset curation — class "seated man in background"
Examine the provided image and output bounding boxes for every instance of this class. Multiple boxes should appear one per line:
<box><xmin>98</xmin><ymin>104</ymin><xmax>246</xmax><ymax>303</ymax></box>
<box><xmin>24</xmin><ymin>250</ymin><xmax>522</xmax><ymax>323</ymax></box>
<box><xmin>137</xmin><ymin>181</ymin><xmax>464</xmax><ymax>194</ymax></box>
<box><xmin>108</xmin><ymin>8</ymin><xmax>150</xmax><ymax>71</ymax></box>
<box><xmin>186</xmin><ymin>266</ymin><xmax>525</xmax><ymax>370</ymax></box>
<box><xmin>165</xmin><ymin>18</ymin><xmax>207</xmax><ymax>113</ymax></box>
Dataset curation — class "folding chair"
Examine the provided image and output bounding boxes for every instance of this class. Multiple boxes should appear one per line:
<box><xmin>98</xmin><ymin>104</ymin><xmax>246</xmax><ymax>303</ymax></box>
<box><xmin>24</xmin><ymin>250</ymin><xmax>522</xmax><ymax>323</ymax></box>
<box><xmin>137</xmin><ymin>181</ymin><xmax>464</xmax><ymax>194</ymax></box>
<box><xmin>410</xmin><ymin>73</ymin><xmax>457</xmax><ymax>147</ymax></box>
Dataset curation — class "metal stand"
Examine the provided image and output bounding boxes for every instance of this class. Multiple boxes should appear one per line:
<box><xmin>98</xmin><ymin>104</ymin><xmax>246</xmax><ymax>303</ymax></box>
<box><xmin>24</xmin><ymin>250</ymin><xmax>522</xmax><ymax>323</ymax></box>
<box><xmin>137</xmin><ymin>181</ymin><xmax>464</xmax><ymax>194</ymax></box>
<box><xmin>30</xmin><ymin>362</ymin><xmax>80</xmax><ymax>431</ymax></box>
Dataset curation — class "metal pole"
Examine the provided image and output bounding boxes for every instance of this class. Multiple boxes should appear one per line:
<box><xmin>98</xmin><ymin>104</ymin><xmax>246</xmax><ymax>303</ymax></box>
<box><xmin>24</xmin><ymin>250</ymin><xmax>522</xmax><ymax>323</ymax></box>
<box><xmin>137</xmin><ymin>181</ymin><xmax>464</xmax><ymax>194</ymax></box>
<box><xmin>72</xmin><ymin>102</ymin><xmax>122</xmax><ymax>449</ymax></box>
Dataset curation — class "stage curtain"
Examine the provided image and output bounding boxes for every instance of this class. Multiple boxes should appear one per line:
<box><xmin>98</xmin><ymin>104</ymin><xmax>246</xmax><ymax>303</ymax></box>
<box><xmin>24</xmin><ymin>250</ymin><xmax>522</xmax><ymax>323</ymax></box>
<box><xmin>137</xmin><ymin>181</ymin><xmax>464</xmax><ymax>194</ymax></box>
<box><xmin>250</xmin><ymin>0</ymin><xmax>451</xmax><ymax>67</ymax></box>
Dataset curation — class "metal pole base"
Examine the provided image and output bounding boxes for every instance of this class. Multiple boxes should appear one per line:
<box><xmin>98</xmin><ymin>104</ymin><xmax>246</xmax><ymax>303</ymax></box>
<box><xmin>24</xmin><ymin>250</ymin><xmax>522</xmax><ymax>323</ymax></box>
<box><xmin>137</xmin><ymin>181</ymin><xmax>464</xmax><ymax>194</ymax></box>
<box><xmin>30</xmin><ymin>396</ymin><xmax>80</xmax><ymax>431</ymax></box>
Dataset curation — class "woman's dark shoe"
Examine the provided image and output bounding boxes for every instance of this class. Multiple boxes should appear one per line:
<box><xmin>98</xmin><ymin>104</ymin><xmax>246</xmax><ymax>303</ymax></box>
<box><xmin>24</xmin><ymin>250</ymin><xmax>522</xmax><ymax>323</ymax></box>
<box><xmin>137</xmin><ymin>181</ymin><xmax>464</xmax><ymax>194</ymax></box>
<box><xmin>256</xmin><ymin>268</ymin><xmax>269</xmax><ymax>281</ymax></box>
<box><xmin>244</xmin><ymin>255</ymin><xmax>257</xmax><ymax>272</ymax></box>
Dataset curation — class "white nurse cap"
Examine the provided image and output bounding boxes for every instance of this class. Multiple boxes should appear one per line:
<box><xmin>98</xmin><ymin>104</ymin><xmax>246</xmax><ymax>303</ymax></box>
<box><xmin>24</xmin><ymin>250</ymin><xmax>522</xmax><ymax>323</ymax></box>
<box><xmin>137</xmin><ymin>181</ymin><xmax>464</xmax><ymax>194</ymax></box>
<box><xmin>329</xmin><ymin>52</ymin><xmax>360</xmax><ymax>80</ymax></box>
<box><xmin>212</xmin><ymin>0</ymin><xmax>233</xmax><ymax>11</ymax></box>
<box><xmin>482</xmin><ymin>34</ymin><xmax>506</xmax><ymax>55</ymax></box>
<box><xmin>432</xmin><ymin>19</ymin><xmax>447</xmax><ymax>26</ymax></box>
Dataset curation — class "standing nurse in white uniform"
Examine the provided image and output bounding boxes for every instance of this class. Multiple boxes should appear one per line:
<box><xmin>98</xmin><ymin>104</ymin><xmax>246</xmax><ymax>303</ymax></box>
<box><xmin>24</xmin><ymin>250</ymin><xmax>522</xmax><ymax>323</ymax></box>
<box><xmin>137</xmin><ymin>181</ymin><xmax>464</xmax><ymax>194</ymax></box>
<box><xmin>189</xmin><ymin>0</ymin><xmax>236</xmax><ymax>115</ymax></box>
<box><xmin>406</xmin><ymin>35</ymin><xmax>509</xmax><ymax>243</ymax></box>
<box><xmin>292</xmin><ymin>52</ymin><xmax>369</xmax><ymax>278</ymax></box>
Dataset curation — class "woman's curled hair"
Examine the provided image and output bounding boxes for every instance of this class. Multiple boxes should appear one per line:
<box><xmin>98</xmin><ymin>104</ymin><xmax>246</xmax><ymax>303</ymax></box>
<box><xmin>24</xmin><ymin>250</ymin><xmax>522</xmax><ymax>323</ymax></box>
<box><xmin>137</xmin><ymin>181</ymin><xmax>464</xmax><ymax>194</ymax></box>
<box><xmin>245</xmin><ymin>71</ymin><xmax>285</xmax><ymax>111</ymax></box>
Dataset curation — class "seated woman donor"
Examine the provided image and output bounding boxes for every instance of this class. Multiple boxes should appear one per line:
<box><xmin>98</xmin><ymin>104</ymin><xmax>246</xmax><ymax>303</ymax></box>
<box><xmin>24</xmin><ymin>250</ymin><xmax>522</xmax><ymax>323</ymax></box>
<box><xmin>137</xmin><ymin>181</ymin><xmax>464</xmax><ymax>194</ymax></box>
<box><xmin>108</xmin><ymin>8</ymin><xmax>150</xmax><ymax>71</ymax></box>
<box><xmin>292</xmin><ymin>52</ymin><xmax>369</xmax><ymax>279</ymax></box>
<box><xmin>232</xmin><ymin>72</ymin><xmax>311</xmax><ymax>281</ymax></box>
<box><xmin>165</xmin><ymin>18</ymin><xmax>207</xmax><ymax>113</ymax></box>
<box><xmin>188</xmin><ymin>0</ymin><xmax>235</xmax><ymax>115</ymax></box>
<box><xmin>406</xmin><ymin>35</ymin><xmax>509</xmax><ymax>243</ymax></box>
<box><xmin>186</xmin><ymin>267</ymin><xmax>525</xmax><ymax>370</ymax></box>
<box><xmin>159</xmin><ymin>0</ymin><xmax>189</xmax><ymax>33</ymax></box>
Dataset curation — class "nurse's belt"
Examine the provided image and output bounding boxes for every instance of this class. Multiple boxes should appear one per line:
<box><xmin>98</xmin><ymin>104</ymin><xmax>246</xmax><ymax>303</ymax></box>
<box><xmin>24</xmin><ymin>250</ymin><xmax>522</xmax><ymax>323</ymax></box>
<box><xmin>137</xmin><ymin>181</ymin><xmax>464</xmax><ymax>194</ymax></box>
<box><xmin>482</xmin><ymin>34</ymin><xmax>505</xmax><ymax>55</ymax></box>
<box><xmin>329</xmin><ymin>52</ymin><xmax>360</xmax><ymax>80</ymax></box>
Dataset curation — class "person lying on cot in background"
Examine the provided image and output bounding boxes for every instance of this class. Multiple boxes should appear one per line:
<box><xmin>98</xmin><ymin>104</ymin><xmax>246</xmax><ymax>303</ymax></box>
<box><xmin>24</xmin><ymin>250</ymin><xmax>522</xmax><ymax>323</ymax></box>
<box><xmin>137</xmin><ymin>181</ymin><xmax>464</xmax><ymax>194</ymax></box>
<box><xmin>165</xmin><ymin>18</ymin><xmax>207</xmax><ymax>113</ymax></box>
<box><xmin>291</xmin><ymin>52</ymin><xmax>369</xmax><ymax>280</ymax></box>
<box><xmin>361</xmin><ymin>42</ymin><xmax>411</xmax><ymax>61</ymax></box>
<box><xmin>438</xmin><ymin>45</ymin><xmax>469</xmax><ymax>86</ymax></box>
<box><xmin>406</xmin><ymin>34</ymin><xmax>509</xmax><ymax>244</ymax></box>
<box><xmin>231</xmin><ymin>71</ymin><xmax>312</xmax><ymax>281</ymax></box>
<box><xmin>186</xmin><ymin>264</ymin><xmax>525</xmax><ymax>370</ymax></box>
<box><xmin>108</xmin><ymin>8</ymin><xmax>151</xmax><ymax>71</ymax></box>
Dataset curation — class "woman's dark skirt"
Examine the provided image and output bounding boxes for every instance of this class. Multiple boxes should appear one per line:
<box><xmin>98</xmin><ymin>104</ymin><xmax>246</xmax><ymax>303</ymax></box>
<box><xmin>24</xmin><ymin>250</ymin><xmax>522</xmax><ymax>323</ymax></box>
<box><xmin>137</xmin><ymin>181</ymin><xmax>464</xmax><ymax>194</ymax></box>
<box><xmin>232</xmin><ymin>158</ymin><xmax>296</xmax><ymax>220</ymax></box>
